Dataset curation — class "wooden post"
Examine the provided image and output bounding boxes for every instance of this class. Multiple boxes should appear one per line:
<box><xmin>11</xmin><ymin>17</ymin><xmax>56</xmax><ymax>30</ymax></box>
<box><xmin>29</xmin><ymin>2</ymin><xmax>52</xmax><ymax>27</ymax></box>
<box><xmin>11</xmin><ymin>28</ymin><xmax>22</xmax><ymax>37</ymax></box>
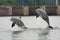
<box><xmin>8</xmin><ymin>6</ymin><xmax>12</xmax><ymax>16</ymax></box>
<box><xmin>23</xmin><ymin>6</ymin><xmax>29</xmax><ymax>16</ymax></box>
<box><xmin>57</xmin><ymin>6</ymin><xmax>60</xmax><ymax>15</ymax></box>
<box><xmin>6</xmin><ymin>6</ymin><xmax>12</xmax><ymax>16</ymax></box>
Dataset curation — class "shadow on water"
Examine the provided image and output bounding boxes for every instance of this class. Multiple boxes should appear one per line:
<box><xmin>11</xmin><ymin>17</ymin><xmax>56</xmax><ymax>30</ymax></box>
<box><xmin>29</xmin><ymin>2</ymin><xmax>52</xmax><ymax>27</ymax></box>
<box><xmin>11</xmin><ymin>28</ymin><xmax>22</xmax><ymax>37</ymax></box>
<box><xmin>11</xmin><ymin>31</ymin><xmax>24</xmax><ymax>40</ymax></box>
<box><xmin>38</xmin><ymin>29</ymin><xmax>50</xmax><ymax>40</ymax></box>
<box><xmin>12</xmin><ymin>31</ymin><xmax>23</xmax><ymax>35</ymax></box>
<box><xmin>11</xmin><ymin>28</ymin><xmax>51</xmax><ymax>40</ymax></box>
<box><xmin>11</xmin><ymin>28</ymin><xmax>28</xmax><ymax>40</ymax></box>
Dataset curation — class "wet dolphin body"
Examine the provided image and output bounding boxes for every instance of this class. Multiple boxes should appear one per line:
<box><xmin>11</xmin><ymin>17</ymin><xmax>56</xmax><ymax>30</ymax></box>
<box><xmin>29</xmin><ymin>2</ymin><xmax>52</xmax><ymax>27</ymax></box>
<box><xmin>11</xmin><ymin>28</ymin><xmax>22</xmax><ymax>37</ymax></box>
<box><xmin>10</xmin><ymin>17</ymin><xmax>27</xmax><ymax>29</ymax></box>
<box><xmin>36</xmin><ymin>9</ymin><xmax>53</xmax><ymax>29</ymax></box>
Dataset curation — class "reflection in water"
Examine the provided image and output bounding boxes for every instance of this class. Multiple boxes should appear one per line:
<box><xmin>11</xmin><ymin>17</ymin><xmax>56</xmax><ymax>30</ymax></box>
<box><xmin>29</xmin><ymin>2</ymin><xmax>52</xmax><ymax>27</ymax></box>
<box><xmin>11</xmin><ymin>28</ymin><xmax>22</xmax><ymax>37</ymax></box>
<box><xmin>11</xmin><ymin>28</ymin><xmax>50</xmax><ymax>40</ymax></box>
<box><xmin>11</xmin><ymin>31</ymin><xmax>24</xmax><ymax>40</ymax></box>
<box><xmin>38</xmin><ymin>29</ymin><xmax>50</xmax><ymax>40</ymax></box>
<box><xmin>12</xmin><ymin>31</ymin><xmax>23</xmax><ymax>35</ymax></box>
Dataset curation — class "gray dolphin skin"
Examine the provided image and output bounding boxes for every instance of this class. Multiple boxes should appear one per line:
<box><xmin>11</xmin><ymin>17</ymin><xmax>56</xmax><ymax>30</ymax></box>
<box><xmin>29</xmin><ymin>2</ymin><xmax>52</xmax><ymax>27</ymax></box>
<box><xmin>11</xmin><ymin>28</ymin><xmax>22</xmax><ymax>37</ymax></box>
<box><xmin>10</xmin><ymin>17</ymin><xmax>27</xmax><ymax>29</ymax></box>
<box><xmin>36</xmin><ymin>9</ymin><xmax>53</xmax><ymax>29</ymax></box>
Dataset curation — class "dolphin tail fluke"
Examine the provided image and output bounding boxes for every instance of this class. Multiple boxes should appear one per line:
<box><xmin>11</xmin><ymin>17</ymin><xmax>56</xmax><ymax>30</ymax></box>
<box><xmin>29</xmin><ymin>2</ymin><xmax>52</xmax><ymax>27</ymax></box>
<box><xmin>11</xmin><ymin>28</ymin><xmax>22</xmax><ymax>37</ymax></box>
<box><xmin>48</xmin><ymin>25</ymin><xmax>53</xmax><ymax>29</ymax></box>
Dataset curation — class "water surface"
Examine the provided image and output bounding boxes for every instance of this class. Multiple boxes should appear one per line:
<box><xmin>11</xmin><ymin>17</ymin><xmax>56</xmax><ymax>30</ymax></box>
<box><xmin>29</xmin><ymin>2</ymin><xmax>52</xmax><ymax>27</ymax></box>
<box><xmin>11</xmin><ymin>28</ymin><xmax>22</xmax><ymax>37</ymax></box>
<box><xmin>0</xmin><ymin>16</ymin><xmax>60</xmax><ymax>40</ymax></box>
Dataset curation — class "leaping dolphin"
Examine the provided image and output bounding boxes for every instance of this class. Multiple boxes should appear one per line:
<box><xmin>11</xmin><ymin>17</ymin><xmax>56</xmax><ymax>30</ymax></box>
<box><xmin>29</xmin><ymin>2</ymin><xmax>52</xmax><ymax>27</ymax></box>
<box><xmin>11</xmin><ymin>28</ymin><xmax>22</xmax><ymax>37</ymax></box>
<box><xmin>10</xmin><ymin>17</ymin><xmax>27</xmax><ymax>29</ymax></box>
<box><xmin>36</xmin><ymin>9</ymin><xmax>53</xmax><ymax>29</ymax></box>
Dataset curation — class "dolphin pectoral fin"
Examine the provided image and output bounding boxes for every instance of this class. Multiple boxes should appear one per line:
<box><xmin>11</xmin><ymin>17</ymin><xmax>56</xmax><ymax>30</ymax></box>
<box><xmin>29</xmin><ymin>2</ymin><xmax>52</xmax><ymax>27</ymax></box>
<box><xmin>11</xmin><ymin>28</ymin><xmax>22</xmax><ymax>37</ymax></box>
<box><xmin>11</xmin><ymin>22</ymin><xmax>15</xmax><ymax>28</ymax></box>
<box><xmin>36</xmin><ymin>15</ymin><xmax>39</xmax><ymax>18</ymax></box>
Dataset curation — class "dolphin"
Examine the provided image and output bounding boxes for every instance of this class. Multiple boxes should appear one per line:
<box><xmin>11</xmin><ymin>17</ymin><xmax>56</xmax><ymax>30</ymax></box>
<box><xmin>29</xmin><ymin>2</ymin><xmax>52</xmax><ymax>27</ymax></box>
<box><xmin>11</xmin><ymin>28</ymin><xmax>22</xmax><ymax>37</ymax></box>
<box><xmin>10</xmin><ymin>17</ymin><xmax>27</xmax><ymax>29</ymax></box>
<box><xmin>36</xmin><ymin>9</ymin><xmax>53</xmax><ymax>29</ymax></box>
